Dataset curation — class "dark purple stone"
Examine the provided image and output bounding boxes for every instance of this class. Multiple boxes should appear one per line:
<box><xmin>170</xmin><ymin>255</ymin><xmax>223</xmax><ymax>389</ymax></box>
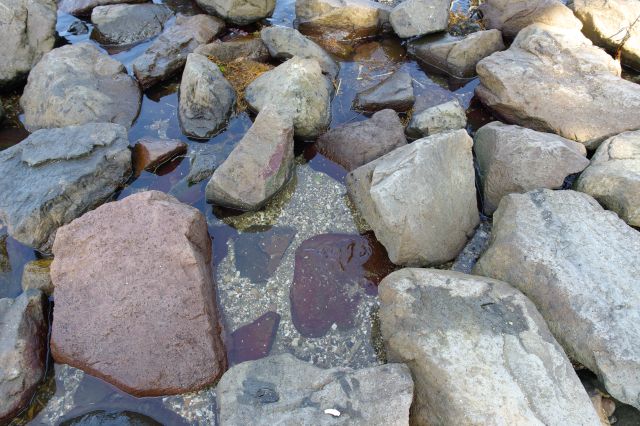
<box><xmin>229</xmin><ymin>312</ymin><xmax>281</xmax><ymax>364</ymax></box>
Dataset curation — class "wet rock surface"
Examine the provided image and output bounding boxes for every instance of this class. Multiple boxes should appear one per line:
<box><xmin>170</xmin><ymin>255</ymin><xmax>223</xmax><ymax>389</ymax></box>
<box><xmin>234</xmin><ymin>227</ymin><xmax>296</xmax><ymax>284</ymax></box>
<box><xmin>229</xmin><ymin>311</ymin><xmax>281</xmax><ymax>364</ymax></box>
<box><xmin>295</xmin><ymin>0</ymin><xmax>389</xmax><ymax>34</ymax></box>
<box><xmin>196</xmin><ymin>0</ymin><xmax>276</xmax><ymax>25</ymax></box>
<box><xmin>50</xmin><ymin>191</ymin><xmax>227</xmax><ymax>396</ymax></box>
<box><xmin>390</xmin><ymin>0</ymin><xmax>450</xmax><ymax>39</ymax></box>
<box><xmin>216</xmin><ymin>353</ymin><xmax>413</xmax><ymax>425</ymax></box>
<box><xmin>59</xmin><ymin>0</ymin><xmax>146</xmax><ymax>16</ymax></box>
<box><xmin>21</xmin><ymin>259</ymin><xmax>54</xmax><ymax>296</ymax></box>
<box><xmin>379</xmin><ymin>268</ymin><xmax>601</xmax><ymax>425</ymax></box>
<box><xmin>353</xmin><ymin>70</ymin><xmax>414</xmax><ymax>112</ymax></box>
<box><xmin>195</xmin><ymin>37</ymin><xmax>270</xmax><ymax>62</ymax></box>
<box><xmin>474</xmin><ymin>189</ymin><xmax>640</xmax><ymax>410</ymax></box>
<box><xmin>91</xmin><ymin>4</ymin><xmax>174</xmax><ymax>46</ymax></box>
<box><xmin>0</xmin><ymin>123</ymin><xmax>131</xmax><ymax>252</ymax></box>
<box><xmin>406</xmin><ymin>99</ymin><xmax>467</xmax><ymax>138</ymax></box>
<box><xmin>133</xmin><ymin>138</ymin><xmax>187</xmax><ymax>174</ymax></box>
<box><xmin>21</xmin><ymin>43</ymin><xmax>141</xmax><ymax>132</ymax></box>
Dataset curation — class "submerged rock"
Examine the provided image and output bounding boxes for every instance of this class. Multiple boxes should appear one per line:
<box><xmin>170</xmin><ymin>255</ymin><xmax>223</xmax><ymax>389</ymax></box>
<box><xmin>91</xmin><ymin>4</ymin><xmax>174</xmax><ymax>45</ymax></box>
<box><xmin>0</xmin><ymin>123</ymin><xmax>131</xmax><ymax>252</ymax></box>
<box><xmin>133</xmin><ymin>138</ymin><xmax>187</xmax><ymax>174</ymax></box>
<box><xmin>50</xmin><ymin>191</ymin><xmax>227</xmax><ymax>396</ymax></box>
<box><xmin>316</xmin><ymin>109</ymin><xmax>407</xmax><ymax>171</ymax></box>
<box><xmin>474</xmin><ymin>121</ymin><xmax>589</xmax><ymax>214</ymax></box>
<box><xmin>59</xmin><ymin>0</ymin><xmax>146</xmax><ymax>16</ymax></box>
<box><xmin>576</xmin><ymin>130</ymin><xmax>640</xmax><ymax>227</ymax></box>
<box><xmin>21</xmin><ymin>259</ymin><xmax>54</xmax><ymax>296</ymax></box>
<box><xmin>0</xmin><ymin>290</ymin><xmax>47</xmax><ymax>423</ymax></box>
<box><xmin>229</xmin><ymin>312</ymin><xmax>281</xmax><ymax>364</ymax></box>
<box><xmin>21</xmin><ymin>43</ymin><xmax>141</xmax><ymax>132</ymax></box>
<box><xmin>389</xmin><ymin>0</ymin><xmax>450</xmax><ymax>39</ymax></box>
<box><xmin>476</xmin><ymin>24</ymin><xmax>640</xmax><ymax>149</ymax></box>
<box><xmin>406</xmin><ymin>99</ymin><xmax>467</xmax><ymax>138</ymax></box>
<box><xmin>217</xmin><ymin>354</ymin><xmax>413</xmax><ymax>425</ymax></box>
<box><xmin>133</xmin><ymin>14</ymin><xmax>225</xmax><ymax>90</ymax></box>
<box><xmin>353</xmin><ymin>70</ymin><xmax>415</xmax><ymax>112</ymax></box>
<box><xmin>0</xmin><ymin>0</ymin><xmax>57</xmax><ymax>88</ymax></box>
<box><xmin>195</xmin><ymin>0</ymin><xmax>276</xmax><ymax>25</ymax></box>
<box><xmin>295</xmin><ymin>0</ymin><xmax>389</xmax><ymax>35</ymax></box>
<box><xmin>195</xmin><ymin>37</ymin><xmax>270</xmax><ymax>63</ymax></box>
<box><xmin>347</xmin><ymin>129</ymin><xmax>478</xmax><ymax>266</ymax></box>
<box><xmin>379</xmin><ymin>268</ymin><xmax>602</xmax><ymax>425</ymax></box>
<box><xmin>474</xmin><ymin>189</ymin><xmax>640</xmax><ymax>410</ymax></box>
<box><xmin>234</xmin><ymin>227</ymin><xmax>296</xmax><ymax>283</ymax></box>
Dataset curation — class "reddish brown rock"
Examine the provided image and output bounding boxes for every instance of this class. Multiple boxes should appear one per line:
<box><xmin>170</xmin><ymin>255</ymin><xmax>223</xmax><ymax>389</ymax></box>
<box><xmin>228</xmin><ymin>311</ymin><xmax>280</xmax><ymax>364</ymax></box>
<box><xmin>133</xmin><ymin>138</ymin><xmax>187</xmax><ymax>175</ymax></box>
<box><xmin>50</xmin><ymin>190</ymin><xmax>227</xmax><ymax>397</ymax></box>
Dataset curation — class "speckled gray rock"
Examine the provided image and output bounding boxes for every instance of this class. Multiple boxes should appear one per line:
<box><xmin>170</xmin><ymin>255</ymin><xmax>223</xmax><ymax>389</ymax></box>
<box><xmin>0</xmin><ymin>123</ymin><xmax>131</xmax><ymax>252</ymax></box>
<box><xmin>91</xmin><ymin>4</ymin><xmax>173</xmax><ymax>45</ymax></box>
<box><xmin>474</xmin><ymin>189</ymin><xmax>640</xmax><ymax>410</ymax></box>
<box><xmin>0</xmin><ymin>0</ymin><xmax>57</xmax><ymax>88</ymax></box>
<box><xmin>194</xmin><ymin>37</ymin><xmax>270</xmax><ymax>62</ymax></box>
<box><xmin>295</xmin><ymin>0</ymin><xmax>390</xmax><ymax>34</ymax></box>
<box><xmin>20</xmin><ymin>43</ymin><xmax>141</xmax><ymax>132</ymax></box>
<box><xmin>406</xmin><ymin>99</ymin><xmax>467</xmax><ymax>138</ymax></box>
<box><xmin>206</xmin><ymin>105</ymin><xmax>295</xmax><ymax>211</ymax></box>
<box><xmin>475</xmin><ymin>121</ymin><xmax>589</xmax><ymax>214</ymax></box>
<box><xmin>261</xmin><ymin>26</ymin><xmax>339</xmax><ymax>79</ymax></box>
<box><xmin>379</xmin><ymin>268</ymin><xmax>602</xmax><ymax>425</ymax></box>
<box><xmin>347</xmin><ymin>129</ymin><xmax>478</xmax><ymax>266</ymax></box>
<box><xmin>21</xmin><ymin>259</ymin><xmax>53</xmax><ymax>296</ymax></box>
<box><xmin>216</xmin><ymin>353</ymin><xmax>413</xmax><ymax>425</ymax></box>
<box><xmin>245</xmin><ymin>57</ymin><xmax>331</xmax><ymax>140</ymax></box>
<box><xmin>179</xmin><ymin>53</ymin><xmax>235</xmax><ymax>139</ymax></box>
<box><xmin>133</xmin><ymin>14</ymin><xmax>225</xmax><ymax>90</ymax></box>
<box><xmin>195</xmin><ymin>0</ymin><xmax>276</xmax><ymax>25</ymax></box>
<box><xmin>0</xmin><ymin>290</ymin><xmax>47</xmax><ymax>423</ymax></box>
<box><xmin>408</xmin><ymin>30</ymin><xmax>505</xmax><ymax>78</ymax></box>
<box><xmin>353</xmin><ymin>70</ymin><xmax>414</xmax><ymax>112</ymax></box>
<box><xmin>59</xmin><ymin>0</ymin><xmax>146</xmax><ymax>16</ymax></box>
<box><xmin>390</xmin><ymin>0</ymin><xmax>450</xmax><ymax>38</ymax></box>
<box><xmin>576</xmin><ymin>130</ymin><xmax>640</xmax><ymax>227</ymax></box>
<box><xmin>476</xmin><ymin>24</ymin><xmax>640</xmax><ymax>149</ymax></box>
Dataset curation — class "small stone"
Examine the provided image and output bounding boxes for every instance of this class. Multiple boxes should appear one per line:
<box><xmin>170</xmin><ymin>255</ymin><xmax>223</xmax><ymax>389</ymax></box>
<box><xmin>91</xmin><ymin>4</ymin><xmax>173</xmax><ymax>46</ymax></box>
<box><xmin>21</xmin><ymin>259</ymin><xmax>53</xmax><ymax>296</ymax></box>
<box><xmin>353</xmin><ymin>70</ymin><xmax>415</xmax><ymax>112</ymax></box>
<box><xmin>195</xmin><ymin>0</ymin><xmax>276</xmax><ymax>25</ymax></box>
<box><xmin>406</xmin><ymin>99</ymin><xmax>467</xmax><ymax>138</ymax></box>
<box><xmin>390</xmin><ymin>0</ymin><xmax>451</xmax><ymax>38</ymax></box>
<box><xmin>59</xmin><ymin>0</ymin><xmax>146</xmax><ymax>16</ymax></box>
<box><xmin>295</xmin><ymin>0</ymin><xmax>390</xmax><ymax>35</ymax></box>
<box><xmin>67</xmin><ymin>20</ymin><xmax>89</xmax><ymax>35</ymax></box>
<box><xmin>194</xmin><ymin>37</ymin><xmax>270</xmax><ymax>63</ymax></box>
<box><xmin>133</xmin><ymin>138</ymin><xmax>187</xmax><ymax>174</ymax></box>
<box><xmin>234</xmin><ymin>227</ymin><xmax>296</xmax><ymax>283</ymax></box>
<box><xmin>229</xmin><ymin>312</ymin><xmax>281</xmax><ymax>364</ymax></box>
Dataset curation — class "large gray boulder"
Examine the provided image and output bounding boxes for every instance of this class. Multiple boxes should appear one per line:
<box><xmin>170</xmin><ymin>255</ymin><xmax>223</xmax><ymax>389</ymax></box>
<box><xmin>194</xmin><ymin>37</ymin><xmax>270</xmax><ymax>62</ymax></box>
<box><xmin>474</xmin><ymin>189</ymin><xmax>640</xmax><ymax>410</ymax></box>
<box><xmin>389</xmin><ymin>0</ymin><xmax>450</xmax><ymax>39</ymax></box>
<box><xmin>0</xmin><ymin>123</ymin><xmax>132</xmax><ymax>252</ymax></box>
<box><xmin>216</xmin><ymin>353</ymin><xmax>413</xmax><ymax>425</ymax></box>
<box><xmin>347</xmin><ymin>129</ymin><xmax>478</xmax><ymax>266</ymax></box>
<box><xmin>179</xmin><ymin>53</ymin><xmax>235</xmax><ymax>139</ymax></box>
<box><xmin>379</xmin><ymin>268</ymin><xmax>602</xmax><ymax>425</ymax></box>
<box><xmin>576</xmin><ymin>130</ymin><xmax>640</xmax><ymax>227</ymax></box>
<box><xmin>261</xmin><ymin>26</ymin><xmax>339</xmax><ymax>79</ymax></box>
<box><xmin>245</xmin><ymin>57</ymin><xmax>331</xmax><ymax>140</ymax></box>
<box><xmin>91</xmin><ymin>4</ymin><xmax>174</xmax><ymax>45</ymax></box>
<box><xmin>476</xmin><ymin>24</ymin><xmax>640</xmax><ymax>149</ymax></box>
<box><xmin>406</xmin><ymin>99</ymin><xmax>467</xmax><ymax>138</ymax></box>
<box><xmin>408</xmin><ymin>29</ymin><xmax>505</xmax><ymax>78</ymax></box>
<box><xmin>353</xmin><ymin>70</ymin><xmax>415</xmax><ymax>112</ymax></box>
<box><xmin>0</xmin><ymin>0</ymin><xmax>57</xmax><ymax>88</ymax></box>
<box><xmin>295</xmin><ymin>0</ymin><xmax>390</xmax><ymax>34</ymax></box>
<box><xmin>475</xmin><ymin>121</ymin><xmax>589</xmax><ymax>214</ymax></box>
<box><xmin>195</xmin><ymin>0</ymin><xmax>276</xmax><ymax>25</ymax></box>
<box><xmin>206</xmin><ymin>105</ymin><xmax>295</xmax><ymax>211</ymax></box>
<box><xmin>20</xmin><ymin>43</ymin><xmax>141</xmax><ymax>132</ymax></box>
<box><xmin>59</xmin><ymin>0</ymin><xmax>146</xmax><ymax>16</ymax></box>
<box><xmin>133</xmin><ymin>14</ymin><xmax>225</xmax><ymax>90</ymax></box>
<box><xmin>0</xmin><ymin>290</ymin><xmax>47</xmax><ymax>423</ymax></box>
<box><xmin>572</xmin><ymin>0</ymin><xmax>640</xmax><ymax>71</ymax></box>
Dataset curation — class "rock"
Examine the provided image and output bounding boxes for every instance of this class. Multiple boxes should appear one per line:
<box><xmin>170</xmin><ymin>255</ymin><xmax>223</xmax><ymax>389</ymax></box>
<box><xmin>234</xmin><ymin>227</ymin><xmax>296</xmax><ymax>283</ymax></box>
<box><xmin>290</xmin><ymin>233</ymin><xmax>395</xmax><ymax>338</ymax></box>
<box><xmin>316</xmin><ymin>109</ymin><xmax>407</xmax><ymax>171</ymax></box>
<box><xmin>476</xmin><ymin>24</ymin><xmax>640</xmax><ymax>149</ymax></box>
<box><xmin>21</xmin><ymin>259</ymin><xmax>54</xmax><ymax>296</ymax></box>
<box><xmin>91</xmin><ymin>4</ymin><xmax>174</xmax><ymax>45</ymax></box>
<box><xmin>206</xmin><ymin>106</ymin><xmax>294</xmax><ymax>210</ymax></box>
<box><xmin>261</xmin><ymin>26</ymin><xmax>339</xmax><ymax>79</ymax></box>
<box><xmin>572</xmin><ymin>0</ymin><xmax>640</xmax><ymax>74</ymax></box>
<box><xmin>195</xmin><ymin>0</ymin><xmax>275</xmax><ymax>25</ymax></box>
<box><xmin>133</xmin><ymin>14</ymin><xmax>225</xmax><ymax>90</ymax></box>
<box><xmin>217</xmin><ymin>353</ymin><xmax>413</xmax><ymax>425</ymax></box>
<box><xmin>378</xmin><ymin>268</ymin><xmax>602</xmax><ymax>425</ymax></box>
<box><xmin>184</xmin><ymin>131</ymin><xmax>245</xmax><ymax>185</ymax></box>
<box><xmin>347</xmin><ymin>129</ymin><xmax>478</xmax><ymax>266</ymax></box>
<box><xmin>133</xmin><ymin>138</ymin><xmax>187</xmax><ymax>174</ymax></box>
<box><xmin>59</xmin><ymin>411</ymin><xmax>162</xmax><ymax>425</ymax></box>
<box><xmin>473</xmin><ymin>189</ymin><xmax>640</xmax><ymax>410</ymax></box>
<box><xmin>408</xmin><ymin>29</ymin><xmax>505</xmax><ymax>78</ymax></box>
<box><xmin>20</xmin><ymin>43</ymin><xmax>141</xmax><ymax>132</ymax></box>
<box><xmin>575</xmin><ymin>130</ymin><xmax>640</xmax><ymax>227</ymax></box>
<box><xmin>389</xmin><ymin>0</ymin><xmax>450</xmax><ymax>39</ymax></box>
<box><xmin>67</xmin><ymin>20</ymin><xmax>89</xmax><ymax>35</ymax></box>
<box><xmin>0</xmin><ymin>290</ymin><xmax>47</xmax><ymax>423</ymax></box>
<box><xmin>245</xmin><ymin>57</ymin><xmax>331</xmax><ymax>140</ymax></box>
<box><xmin>228</xmin><ymin>312</ymin><xmax>281</xmax><ymax>364</ymax></box>
<box><xmin>0</xmin><ymin>0</ymin><xmax>56</xmax><ymax>88</ymax></box>
<box><xmin>474</xmin><ymin>121</ymin><xmax>589</xmax><ymax>214</ymax></box>
<box><xmin>450</xmin><ymin>219</ymin><xmax>491</xmax><ymax>274</ymax></box>
<box><xmin>353</xmin><ymin>70</ymin><xmax>415</xmax><ymax>112</ymax></box>
<box><xmin>59</xmin><ymin>0</ymin><xmax>146</xmax><ymax>16</ymax></box>
<box><xmin>406</xmin><ymin>99</ymin><xmax>467</xmax><ymax>139</ymax></box>
<box><xmin>295</xmin><ymin>0</ymin><xmax>390</xmax><ymax>35</ymax></box>
<box><xmin>50</xmin><ymin>191</ymin><xmax>227</xmax><ymax>396</ymax></box>
<box><xmin>479</xmin><ymin>0</ymin><xmax>582</xmax><ymax>39</ymax></box>
<box><xmin>194</xmin><ymin>37</ymin><xmax>270</xmax><ymax>62</ymax></box>
<box><xmin>178</xmin><ymin>53</ymin><xmax>236</xmax><ymax>139</ymax></box>
<box><xmin>0</xmin><ymin>123</ymin><xmax>131</xmax><ymax>252</ymax></box>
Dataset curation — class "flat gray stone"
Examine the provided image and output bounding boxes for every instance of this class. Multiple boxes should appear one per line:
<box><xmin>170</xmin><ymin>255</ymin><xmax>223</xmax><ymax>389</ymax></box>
<box><xmin>195</xmin><ymin>0</ymin><xmax>276</xmax><ymax>25</ymax></box>
<box><xmin>194</xmin><ymin>37</ymin><xmax>270</xmax><ymax>62</ymax></box>
<box><xmin>406</xmin><ymin>99</ymin><xmax>467</xmax><ymax>138</ymax></box>
<box><xmin>59</xmin><ymin>0</ymin><xmax>146</xmax><ymax>16</ymax></box>
<box><xmin>295</xmin><ymin>0</ymin><xmax>390</xmax><ymax>35</ymax></box>
<box><xmin>390</xmin><ymin>0</ymin><xmax>451</xmax><ymax>38</ymax></box>
<box><xmin>91</xmin><ymin>4</ymin><xmax>174</xmax><ymax>45</ymax></box>
<box><xmin>353</xmin><ymin>70</ymin><xmax>414</xmax><ymax>112</ymax></box>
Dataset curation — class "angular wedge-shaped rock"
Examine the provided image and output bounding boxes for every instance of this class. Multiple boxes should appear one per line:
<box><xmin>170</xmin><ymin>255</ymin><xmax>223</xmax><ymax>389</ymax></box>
<box><xmin>379</xmin><ymin>268</ymin><xmax>602</xmax><ymax>425</ymax></box>
<box><xmin>50</xmin><ymin>191</ymin><xmax>227</xmax><ymax>396</ymax></box>
<box><xmin>390</xmin><ymin>0</ymin><xmax>450</xmax><ymax>39</ymax></box>
<box><xmin>347</xmin><ymin>129</ymin><xmax>478</xmax><ymax>266</ymax></box>
<box><xmin>206</xmin><ymin>105</ymin><xmax>295</xmax><ymax>210</ymax></box>
<box><xmin>194</xmin><ymin>37</ymin><xmax>270</xmax><ymax>62</ymax></box>
<box><xmin>474</xmin><ymin>189</ymin><xmax>640</xmax><ymax>410</ymax></box>
<box><xmin>353</xmin><ymin>70</ymin><xmax>415</xmax><ymax>112</ymax></box>
<box><xmin>406</xmin><ymin>99</ymin><xmax>467</xmax><ymax>138</ymax></box>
